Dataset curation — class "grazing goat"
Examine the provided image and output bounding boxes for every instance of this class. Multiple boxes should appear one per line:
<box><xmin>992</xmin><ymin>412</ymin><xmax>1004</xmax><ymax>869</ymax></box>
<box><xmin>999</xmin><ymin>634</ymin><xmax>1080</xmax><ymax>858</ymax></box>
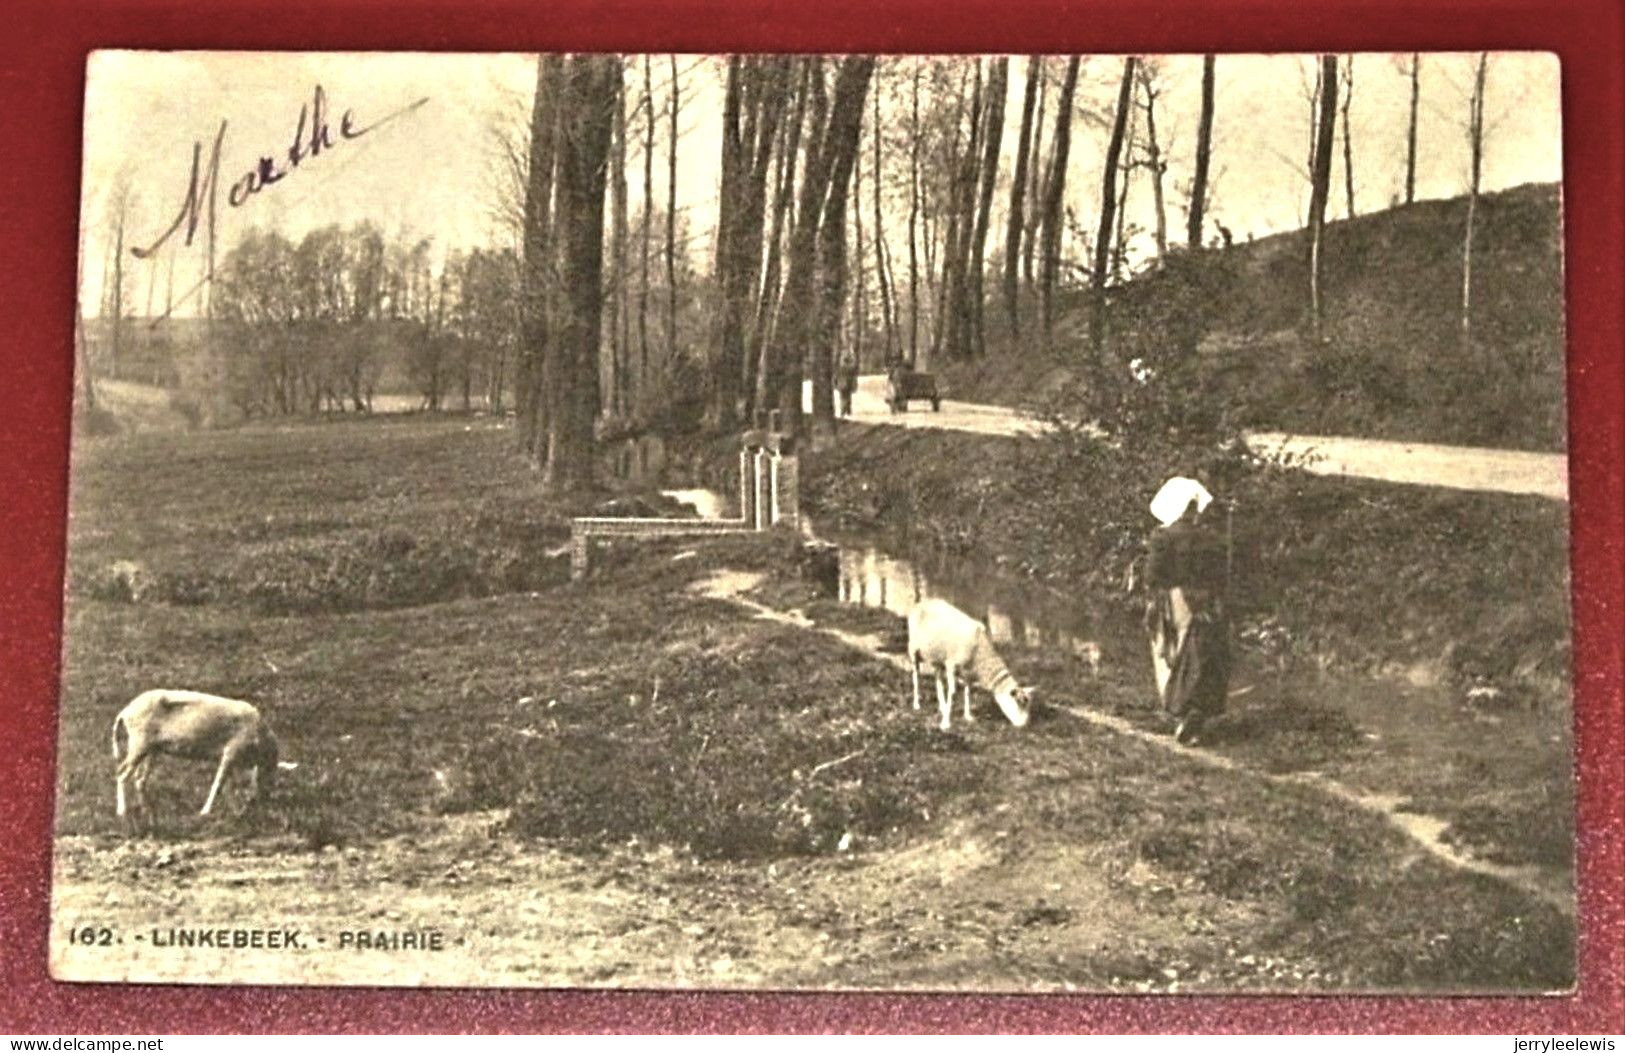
<box><xmin>907</xmin><ymin>599</ymin><xmax>1034</xmax><ymax>731</ymax></box>
<box><xmin>112</xmin><ymin>690</ymin><xmax>286</xmax><ymax>828</ymax></box>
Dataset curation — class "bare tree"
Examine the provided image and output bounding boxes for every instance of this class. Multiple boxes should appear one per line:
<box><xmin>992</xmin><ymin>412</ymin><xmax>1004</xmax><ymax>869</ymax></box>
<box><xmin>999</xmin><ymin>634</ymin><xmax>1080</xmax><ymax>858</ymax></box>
<box><xmin>1405</xmin><ymin>53</ymin><xmax>1421</xmax><ymax>205</ymax></box>
<box><xmin>517</xmin><ymin>55</ymin><xmax>563</xmax><ymax>461</ymax></box>
<box><xmin>907</xmin><ymin>60</ymin><xmax>922</xmax><ymax>367</ymax></box>
<box><xmin>1112</xmin><ymin>83</ymin><xmax>1139</xmax><ymax>284</ymax></box>
<box><xmin>852</xmin><ymin>139</ymin><xmax>867</xmax><ymax>367</ymax></box>
<box><xmin>1089</xmin><ymin>57</ymin><xmax>1136</xmax><ymax>363</ymax></box>
<box><xmin>1022</xmin><ymin>58</ymin><xmax>1048</xmax><ymax>287</ymax></box>
<box><xmin>1039</xmin><ymin>56</ymin><xmax>1080</xmax><ymax>349</ymax></box>
<box><xmin>967</xmin><ymin>57</ymin><xmax>1007</xmax><ymax>357</ymax></box>
<box><xmin>808</xmin><ymin>57</ymin><xmax>876</xmax><ymax>441</ymax></box>
<box><xmin>936</xmin><ymin>61</ymin><xmax>979</xmax><ymax>361</ymax></box>
<box><xmin>1004</xmin><ymin>55</ymin><xmax>1042</xmax><ymax>340</ymax></box>
<box><xmin>1461</xmin><ymin>52</ymin><xmax>1489</xmax><ymax>350</ymax></box>
<box><xmin>1188</xmin><ymin>54</ymin><xmax>1217</xmax><ymax>249</ymax></box>
<box><xmin>609</xmin><ymin>63</ymin><xmax>629</xmax><ymax>417</ymax></box>
<box><xmin>749</xmin><ymin>65</ymin><xmax>806</xmax><ymax>414</ymax></box>
<box><xmin>872</xmin><ymin>74</ymin><xmax>898</xmax><ymax>363</ymax></box>
<box><xmin>639</xmin><ymin>56</ymin><xmax>654</xmax><ymax>394</ymax></box>
<box><xmin>1340</xmin><ymin>55</ymin><xmax>1357</xmax><ymax>218</ymax></box>
<box><xmin>715</xmin><ymin>54</ymin><xmax>748</xmax><ymax>425</ymax></box>
<box><xmin>1307</xmin><ymin>54</ymin><xmax>1340</xmax><ymax>341</ymax></box>
<box><xmin>716</xmin><ymin>57</ymin><xmax>790</xmax><ymax>426</ymax></box>
<box><xmin>75</xmin><ymin>210</ymin><xmax>96</xmax><ymax>410</ymax></box>
<box><xmin>104</xmin><ymin>179</ymin><xmax>135</xmax><ymax>380</ymax></box>
<box><xmin>666</xmin><ymin>55</ymin><xmax>680</xmax><ymax>368</ymax></box>
<box><xmin>542</xmin><ymin>55</ymin><xmax>617</xmax><ymax>492</ymax></box>
<box><xmin>1137</xmin><ymin>59</ymin><xmax>1169</xmax><ymax>258</ymax></box>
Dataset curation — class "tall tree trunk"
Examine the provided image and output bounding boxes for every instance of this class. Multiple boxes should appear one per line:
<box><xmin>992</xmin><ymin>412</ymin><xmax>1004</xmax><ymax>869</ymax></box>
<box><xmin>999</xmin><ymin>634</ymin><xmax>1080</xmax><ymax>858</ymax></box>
<box><xmin>1139</xmin><ymin>64</ymin><xmax>1168</xmax><ymax>257</ymax></box>
<box><xmin>1112</xmin><ymin>82</ymin><xmax>1138</xmax><ymax>284</ymax></box>
<box><xmin>1005</xmin><ymin>55</ymin><xmax>1041</xmax><ymax>341</ymax></box>
<box><xmin>940</xmin><ymin>63</ymin><xmax>980</xmax><ymax>361</ymax></box>
<box><xmin>518</xmin><ymin>55</ymin><xmax>563</xmax><ymax>462</ymax></box>
<box><xmin>639</xmin><ymin>57</ymin><xmax>654</xmax><ymax>395</ymax></box>
<box><xmin>969</xmin><ymin>58</ymin><xmax>1007</xmax><ymax>358</ymax></box>
<box><xmin>75</xmin><ymin>217</ymin><xmax>96</xmax><ymax>409</ymax></box>
<box><xmin>765</xmin><ymin>57</ymin><xmax>829</xmax><ymax>430</ymax></box>
<box><xmin>1340</xmin><ymin>55</ymin><xmax>1356</xmax><ymax>219</ymax></box>
<box><xmin>715</xmin><ymin>57</ymin><xmax>746</xmax><ymax>425</ymax></box>
<box><xmin>666</xmin><ymin>55</ymin><xmax>680</xmax><ymax>368</ymax></box>
<box><xmin>111</xmin><ymin>205</ymin><xmax>126</xmax><ymax>379</ymax></box>
<box><xmin>1089</xmin><ymin>57</ymin><xmax>1136</xmax><ymax>367</ymax></box>
<box><xmin>852</xmin><ymin>139</ymin><xmax>867</xmax><ymax>369</ymax></box>
<box><xmin>610</xmin><ymin>64</ymin><xmax>628</xmax><ymax>417</ymax></box>
<box><xmin>872</xmin><ymin>79</ymin><xmax>897</xmax><ymax>364</ymax></box>
<box><xmin>1023</xmin><ymin>58</ymin><xmax>1048</xmax><ymax>288</ymax></box>
<box><xmin>1405</xmin><ymin>53</ymin><xmax>1421</xmax><ymax>205</ymax></box>
<box><xmin>808</xmin><ymin>56</ymin><xmax>875</xmax><ymax>443</ymax></box>
<box><xmin>543</xmin><ymin>54</ymin><xmax>616</xmax><ymax>493</ymax></box>
<box><xmin>1307</xmin><ymin>54</ymin><xmax>1340</xmax><ymax>341</ymax></box>
<box><xmin>1461</xmin><ymin>52</ymin><xmax>1488</xmax><ymax>351</ymax></box>
<box><xmin>750</xmin><ymin>67</ymin><xmax>804</xmax><ymax>418</ymax></box>
<box><xmin>879</xmin><ymin>223</ymin><xmax>899</xmax><ymax>366</ymax></box>
<box><xmin>739</xmin><ymin>59</ymin><xmax>787</xmax><ymax>424</ymax></box>
<box><xmin>907</xmin><ymin>60</ymin><xmax>922</xmax><ymax>368</ymax></box>
<box><xmin>1188</xmin><ymin>55</ymin><xmax>1216</xmax><ymax>249</ymax></box>
<box><xmin>1039</xmin><ymin>56</ymin><xmax>1080</xmax><ymax>350</ymax></box>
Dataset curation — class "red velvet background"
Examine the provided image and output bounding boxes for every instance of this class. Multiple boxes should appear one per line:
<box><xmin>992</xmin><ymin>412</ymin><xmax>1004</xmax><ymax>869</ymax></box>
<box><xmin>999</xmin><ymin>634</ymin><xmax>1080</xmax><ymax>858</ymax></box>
<box><xmin>0</xmin><ymin>0</ymin><xmax>1619</xmax><ymax>1034</ymax></box>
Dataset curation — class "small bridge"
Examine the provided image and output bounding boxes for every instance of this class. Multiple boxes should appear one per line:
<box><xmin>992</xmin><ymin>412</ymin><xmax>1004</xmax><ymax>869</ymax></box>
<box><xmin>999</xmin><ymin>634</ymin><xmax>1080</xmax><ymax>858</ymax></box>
<box><xmin>570</xmin><ymin>414</ymin><xmax>801</xmax><ymax>580</ymax></box>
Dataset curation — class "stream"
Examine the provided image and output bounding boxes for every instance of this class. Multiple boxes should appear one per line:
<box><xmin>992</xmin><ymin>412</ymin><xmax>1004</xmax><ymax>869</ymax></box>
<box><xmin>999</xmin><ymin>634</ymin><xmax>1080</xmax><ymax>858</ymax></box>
<box><xmin>656</xmin><ymin>481</ymin><xmax>1574</xmax><ymax>912</ymax></box>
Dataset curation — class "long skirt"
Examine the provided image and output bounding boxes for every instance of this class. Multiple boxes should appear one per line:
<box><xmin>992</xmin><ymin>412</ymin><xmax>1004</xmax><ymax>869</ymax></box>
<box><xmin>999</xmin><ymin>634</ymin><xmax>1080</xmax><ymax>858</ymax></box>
<box><xmin>1147</xmin><ymin>587</ymin><xmax>1231</xmax><ymax>725</ymax></box>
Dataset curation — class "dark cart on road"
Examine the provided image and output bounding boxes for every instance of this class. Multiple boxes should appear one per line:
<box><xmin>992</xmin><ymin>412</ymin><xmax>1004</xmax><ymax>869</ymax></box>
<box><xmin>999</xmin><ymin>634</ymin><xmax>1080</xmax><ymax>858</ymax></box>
<box><xmin>887</xmin><ymin>367</ymin><xmax>941</xmax><ymax>413</ymax></box>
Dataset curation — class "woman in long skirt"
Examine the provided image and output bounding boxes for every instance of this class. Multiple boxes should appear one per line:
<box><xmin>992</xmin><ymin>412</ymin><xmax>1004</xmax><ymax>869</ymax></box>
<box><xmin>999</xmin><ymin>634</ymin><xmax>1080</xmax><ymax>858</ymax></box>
<box><xmin>1144</xmin><ymin>477</ymin><xmax>1232</xmax><ymax>744</ymax></box>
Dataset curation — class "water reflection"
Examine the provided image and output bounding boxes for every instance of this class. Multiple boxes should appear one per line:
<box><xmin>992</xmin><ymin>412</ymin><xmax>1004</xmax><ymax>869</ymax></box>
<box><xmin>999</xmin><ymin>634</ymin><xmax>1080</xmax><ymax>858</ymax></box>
<box><xmin>835</xmin><ymin>542</ymin><xmax>1106</xmax><ymax>664</ymax></box>
<box><xmin>659</xmin><ymin>485</ymin><xmax>1109</xmax><ymax>663</ymax></box>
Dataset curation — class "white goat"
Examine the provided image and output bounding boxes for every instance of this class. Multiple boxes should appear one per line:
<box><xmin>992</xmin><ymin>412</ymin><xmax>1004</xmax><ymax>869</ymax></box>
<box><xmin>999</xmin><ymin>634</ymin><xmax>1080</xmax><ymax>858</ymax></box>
<box><xmin>112</xmin><ymin>690</ymin><xmax>288</xmax><ymax>827</ymax></box>
<box><xmin>907</xmin><ymin>599</ymin><xmax>1034</xmax><ymax>730</ymax></box>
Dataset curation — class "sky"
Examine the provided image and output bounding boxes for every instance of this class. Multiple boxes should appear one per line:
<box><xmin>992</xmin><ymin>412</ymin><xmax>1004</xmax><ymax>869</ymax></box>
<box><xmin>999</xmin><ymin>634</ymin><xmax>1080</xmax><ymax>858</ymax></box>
<box><xmin>78</xmin><ymin>50</ymin><xmax>1562</xmax><ymax>319</ymax></box>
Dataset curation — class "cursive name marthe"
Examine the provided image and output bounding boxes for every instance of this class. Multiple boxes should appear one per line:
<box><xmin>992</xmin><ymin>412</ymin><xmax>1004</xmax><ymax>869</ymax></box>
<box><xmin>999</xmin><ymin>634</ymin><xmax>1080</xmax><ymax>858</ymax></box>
<box><xmin>132</xmin><ymin>84</ymin><xmax>428</xmax><ymax>260</ymax></box>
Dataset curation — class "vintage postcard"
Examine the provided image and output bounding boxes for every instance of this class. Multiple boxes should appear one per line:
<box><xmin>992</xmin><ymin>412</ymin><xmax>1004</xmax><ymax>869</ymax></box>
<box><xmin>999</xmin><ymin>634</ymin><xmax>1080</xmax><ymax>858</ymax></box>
<box><xmin>53</xmin><ymin>49</ymin><xmax>1574</xmax><ymax>991</ymax></box>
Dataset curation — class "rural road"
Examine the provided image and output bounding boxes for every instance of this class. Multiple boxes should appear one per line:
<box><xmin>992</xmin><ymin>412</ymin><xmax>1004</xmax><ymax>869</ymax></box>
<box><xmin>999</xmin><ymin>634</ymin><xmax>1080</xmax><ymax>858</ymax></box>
<box><xmin>806</xmin><ymin>376</ymin><xmax>1569</xmax><ymax>501</ymax></box>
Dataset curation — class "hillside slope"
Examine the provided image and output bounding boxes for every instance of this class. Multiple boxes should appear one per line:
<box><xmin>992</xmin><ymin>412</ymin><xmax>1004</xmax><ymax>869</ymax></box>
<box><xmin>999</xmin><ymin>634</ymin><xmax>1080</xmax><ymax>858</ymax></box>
<box><xmin>938</xmin><ymin>183</ymin><xmax>1566</xmax><ymax>451</ymax></box>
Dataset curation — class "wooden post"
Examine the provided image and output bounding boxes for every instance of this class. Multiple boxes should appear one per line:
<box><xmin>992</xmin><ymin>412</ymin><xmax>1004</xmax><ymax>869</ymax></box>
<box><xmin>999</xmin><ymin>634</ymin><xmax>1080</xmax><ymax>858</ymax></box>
<box><xmin>570</xmin><ymin>528</ymin><xmax>591</xmax><ymax>581</ymax></box>
<box><xmin>753</xmin><ymin>448</ymin><xmax>773</xmax><ymax>529</ymax></box>
<box><xmin>738</xmin><ymin>446</ymin><xmax>755</xmax><ymax>525</ymax></box>
<box><xmin>772</xmin><ymin>453</ymin><xmax>800</xmax><ymax>529</ymax></box>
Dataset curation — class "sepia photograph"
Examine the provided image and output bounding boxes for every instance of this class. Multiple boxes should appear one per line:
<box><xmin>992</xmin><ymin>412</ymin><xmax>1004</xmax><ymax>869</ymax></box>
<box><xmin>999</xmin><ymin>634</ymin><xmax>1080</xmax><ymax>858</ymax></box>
<box><xmin>52</xmin><ymin>48</ymin><xmax>1574</xmax><ymax>992</ymax></box>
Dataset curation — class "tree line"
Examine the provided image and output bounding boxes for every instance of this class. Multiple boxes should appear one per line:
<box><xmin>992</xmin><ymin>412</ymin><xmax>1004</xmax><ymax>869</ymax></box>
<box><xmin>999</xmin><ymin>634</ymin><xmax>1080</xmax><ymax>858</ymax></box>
<box><xmin>208</xmin><ymin>223</ymin><xmax>522</xmax><ymax>417</ymax></box>
<box><xmin>80</xmin><ymin>52</ymin><xmax>1502</xmax><ymax>481</ymax></box>
<box><xmin>505</xmin><ymin>51</ymin><xmax>1502</xmax><ymax>490</ymax></box>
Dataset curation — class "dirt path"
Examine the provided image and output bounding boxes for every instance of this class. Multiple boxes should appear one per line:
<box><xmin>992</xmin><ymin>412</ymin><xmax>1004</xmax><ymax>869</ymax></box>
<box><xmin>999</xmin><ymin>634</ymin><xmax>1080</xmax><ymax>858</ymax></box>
<box><xmin>807</xmin><ymin>377</ymin><xmax>1568</xmax><ymax>500</ymax></box>
<box><xmin>50</xmin><ymin>805</ymin><xmax>1280</xmax><ymax>992</ymax></box>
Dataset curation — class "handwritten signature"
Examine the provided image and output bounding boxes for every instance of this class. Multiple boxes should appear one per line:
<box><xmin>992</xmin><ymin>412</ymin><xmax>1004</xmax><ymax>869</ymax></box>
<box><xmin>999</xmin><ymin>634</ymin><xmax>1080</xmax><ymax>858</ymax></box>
<box><xmin>131</xmin><ymin>85</ymin><xmax>429</xmax><ymax>260</ymax></box>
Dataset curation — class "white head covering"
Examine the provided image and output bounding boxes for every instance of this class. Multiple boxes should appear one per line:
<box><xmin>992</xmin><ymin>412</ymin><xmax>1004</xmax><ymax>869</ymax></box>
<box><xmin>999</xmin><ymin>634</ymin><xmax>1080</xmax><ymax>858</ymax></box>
<box><xmin>1150</xmin><ymin>476</ymin><xmax>1214</xmax><ymax>527</ymax></box>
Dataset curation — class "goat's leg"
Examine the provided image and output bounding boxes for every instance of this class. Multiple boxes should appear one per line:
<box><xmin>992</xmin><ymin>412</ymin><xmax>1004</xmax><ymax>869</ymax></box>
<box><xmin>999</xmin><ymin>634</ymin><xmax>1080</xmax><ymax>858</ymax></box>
<box><xmin>962</xmin><ymin>676</ymin><xmax>974</xmax><ymax>722</ymax></box>
<box><xmin>115</xmin><ymin>742</ymin><xmax>148</xmax><ymax>827</ymax></box>
<box><xmin>130</xmin><ymin>755</ymin><xmax>155</xmax><ymax>833</ymax></box>
<box><xmin>935</xmin><ymin>670</ymin><xmax>950</xmax><ymax>731</ymax></box>
<box><xmin>940</xmin><ymin>666</ymin><xmax>956</xmax><ymax>731</ymax></box>
<box><xmin>911</xmin><ymin>653</ymin><xmax>922</xmax><ymax>710</ymax></box>
<box><xmin>200</xmin><ymin>743</ymin><xmax>244</xmax><ymax>816</ymax></box>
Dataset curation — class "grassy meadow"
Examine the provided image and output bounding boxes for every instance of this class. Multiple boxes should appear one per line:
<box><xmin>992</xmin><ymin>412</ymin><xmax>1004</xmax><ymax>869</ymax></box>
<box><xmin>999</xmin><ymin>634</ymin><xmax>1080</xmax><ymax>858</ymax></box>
<box><xmin>53</xmin><ymin>414</ymin><xmax>1574</xmax><ymax>991</ymax></box>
